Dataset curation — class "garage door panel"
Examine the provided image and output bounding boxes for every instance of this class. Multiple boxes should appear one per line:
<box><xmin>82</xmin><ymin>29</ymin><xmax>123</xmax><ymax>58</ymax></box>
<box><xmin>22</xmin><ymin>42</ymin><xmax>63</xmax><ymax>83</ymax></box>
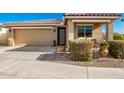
<box><xmin>15</xmin><ymin>29</ymin><xmax>56</xmax><ymax>46</ymax></box>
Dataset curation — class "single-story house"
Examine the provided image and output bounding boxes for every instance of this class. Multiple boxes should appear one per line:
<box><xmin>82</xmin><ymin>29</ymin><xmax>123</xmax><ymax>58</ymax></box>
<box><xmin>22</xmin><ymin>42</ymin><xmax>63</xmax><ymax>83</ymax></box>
<box><xmin>0</xmin><ymin>13</ymin><xmax>121</xmax><ymax>47</ymax></box>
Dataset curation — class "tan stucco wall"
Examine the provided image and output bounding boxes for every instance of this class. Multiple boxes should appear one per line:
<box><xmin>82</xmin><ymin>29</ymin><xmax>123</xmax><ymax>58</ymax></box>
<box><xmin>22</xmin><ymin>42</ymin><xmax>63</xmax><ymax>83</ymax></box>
<box><xmin>14</xmin><ymin>28</ymin><xmax>57</xmax><ymax>46</ymax></box>
<box><xmin>66</xmin><ymin>20</ymin><xmax>74</xmax><ymax>47</ymax></box>
<box><xmin>92</xmin><ymin>24</ymin><xmax>102</xmax><ymax>42</ymax></box>
<box><xmin>8</xmin><ymin>29</ymin><xmax>15</xmax><ymax>46</ymax></box>
<box><xmin>0</xmin><ymin>29</ymin><xmax>8</xmax><ymax>45</ymax></box>
<box><xmin>66</xmin><ymin>21</ymin><xmax>103</xmax><ymax>46</ymax></box>
<box><xmin>106</xmin><ymin>22</ymin><xmax>113</xmax><ymax>41</ymax></box>
<box><xmin>0</xmin><ymin>32</ymin><xmax>8</xmax><ymax>45</ymax></box>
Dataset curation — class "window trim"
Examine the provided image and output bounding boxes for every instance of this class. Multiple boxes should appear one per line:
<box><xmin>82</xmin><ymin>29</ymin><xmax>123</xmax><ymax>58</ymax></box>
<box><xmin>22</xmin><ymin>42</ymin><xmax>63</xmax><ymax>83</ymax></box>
<box><xmin>77</xmin><ymin>26</ymin><xmax>93</xmax><ymax>38</ymax></box>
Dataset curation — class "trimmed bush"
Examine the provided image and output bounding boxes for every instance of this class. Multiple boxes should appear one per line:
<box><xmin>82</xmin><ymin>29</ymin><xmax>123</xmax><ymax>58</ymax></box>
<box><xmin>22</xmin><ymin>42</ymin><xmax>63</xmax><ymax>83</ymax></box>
<box><xmin>69</xmin><ymin>39</ymin><xmax>93</xmax><ymax>61</ymax></box>
<box><xmin>99</xmin><ymin>41</ymin><xmax>109</xmax><ymax>50</ymax></box>
<box><xmin>108</xmin><ymin>41</ymin><xmax>124</xmax><ymax>59</ymax></box>
<box><xmin>113</xmin><ymin>33</ymin><xmax>124</xmax><ymax>40</ymax></box>
<box><xmin>99</xmin><ymin>41</ymin><xmax>109</xmax><ymax>57</ymax></box>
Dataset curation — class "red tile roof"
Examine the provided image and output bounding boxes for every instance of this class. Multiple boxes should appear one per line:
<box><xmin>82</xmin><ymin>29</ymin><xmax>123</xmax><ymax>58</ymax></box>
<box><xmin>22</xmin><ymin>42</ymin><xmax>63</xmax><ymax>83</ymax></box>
<box><xmin>2</xmin><ymin>13</ymin><xmax>121</xmax><ymax>27</ymax></box>
<box><xmin>3</xmin><ymin>19</ymin><xmax>62</xmax><ymax>26</ymax></box>
<box><xmin>64</xmin><ymin>13</ymin><xmax>121</xmax><ymax>16</ymax></box>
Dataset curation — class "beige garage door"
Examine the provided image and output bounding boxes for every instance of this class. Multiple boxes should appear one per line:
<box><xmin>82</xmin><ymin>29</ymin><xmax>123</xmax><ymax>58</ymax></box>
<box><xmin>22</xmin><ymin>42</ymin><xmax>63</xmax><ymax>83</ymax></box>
<box><xmin>15</xmin><ymin>29</ymin><xmax>56</xmax><ymax>46</ymax></box>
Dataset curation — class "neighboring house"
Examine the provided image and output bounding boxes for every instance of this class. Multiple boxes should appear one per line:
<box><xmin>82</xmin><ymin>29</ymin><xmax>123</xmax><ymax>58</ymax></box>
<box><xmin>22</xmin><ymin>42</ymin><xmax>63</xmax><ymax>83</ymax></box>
<box><xmin>0</xmin><ymin>23</ymin><xmax>8</xmax><ymax>45</ymax></box>
<box><xmin>0</xmin><ymin>13</ymin><xmax>121</xmax><ymax>47</ymax></box>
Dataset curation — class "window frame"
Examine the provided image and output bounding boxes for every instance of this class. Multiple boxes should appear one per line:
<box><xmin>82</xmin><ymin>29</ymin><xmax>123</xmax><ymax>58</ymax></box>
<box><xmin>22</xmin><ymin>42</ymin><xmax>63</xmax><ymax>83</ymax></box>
<box><xmin>77</xmin><ymin>26</ymin><xmax>93</xmax><ymax>38</ymax></box>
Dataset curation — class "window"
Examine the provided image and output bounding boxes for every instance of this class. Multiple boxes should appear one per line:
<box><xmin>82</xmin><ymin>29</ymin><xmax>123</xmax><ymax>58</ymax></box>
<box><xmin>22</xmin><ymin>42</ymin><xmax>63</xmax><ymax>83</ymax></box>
<box><xmin>77</xmin><ymin>26</ymin><xmax>93</xmax><ymax>37</ymax></box>
<box><xmin>78</xmin><ymin>26</ymin><xmax>85</xmax><ymax>37</ymax></box>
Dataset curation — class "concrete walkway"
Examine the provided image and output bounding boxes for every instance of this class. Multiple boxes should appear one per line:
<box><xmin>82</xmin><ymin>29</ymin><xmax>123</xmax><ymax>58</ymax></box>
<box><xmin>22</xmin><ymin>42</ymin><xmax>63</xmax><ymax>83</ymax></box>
<box><xmin>0</xmin><ymin>46</ymin><xmax>124</xmax><ymax>79</ymax></box>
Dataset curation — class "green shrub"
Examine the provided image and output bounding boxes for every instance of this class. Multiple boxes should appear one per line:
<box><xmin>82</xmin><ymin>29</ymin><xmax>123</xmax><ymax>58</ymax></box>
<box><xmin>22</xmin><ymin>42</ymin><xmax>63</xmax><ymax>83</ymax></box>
<box><xmin>99</xmin><ymin>41</ymin><xmax>109</xmax><ymax>57</ymax></box>
<box><xmin>99</xmin><ymin>41</ymin><xmax>109</xmax><ymax>50</ymax></box>
<box><xmin>69</xmin><ymin>39</ymin><xmax>93</xmax><ymax>61</ymax></box>
<box><xmin>113</xmin><ymin>33</ymin><xmax>124</xmax><ymax>40</ymax></box>
<box><xmin>108</xmin><ymin>41</ymin><xmax>124</xmax><ymax>59</ymax></box>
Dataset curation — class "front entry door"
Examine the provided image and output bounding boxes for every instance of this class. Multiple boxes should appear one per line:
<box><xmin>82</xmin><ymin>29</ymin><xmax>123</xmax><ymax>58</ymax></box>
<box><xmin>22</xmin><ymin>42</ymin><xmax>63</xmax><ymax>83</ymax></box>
<box><xmin>58</xmin><ymin>27</ymin><xmax>66</xmax><ymax>45</ymax></box>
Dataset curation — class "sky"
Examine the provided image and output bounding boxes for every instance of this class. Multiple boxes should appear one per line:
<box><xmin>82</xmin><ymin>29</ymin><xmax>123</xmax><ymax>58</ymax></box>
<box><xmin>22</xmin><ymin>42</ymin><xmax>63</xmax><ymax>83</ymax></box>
<box><xmin>0</xmin><ymin>13</ymin><xmax>123</xmax><ymax>34</ymax></box>
<box><xmin>102</xmin><ymin>13</ymin><xmax>124</xmax><ymax>34</ymax></box>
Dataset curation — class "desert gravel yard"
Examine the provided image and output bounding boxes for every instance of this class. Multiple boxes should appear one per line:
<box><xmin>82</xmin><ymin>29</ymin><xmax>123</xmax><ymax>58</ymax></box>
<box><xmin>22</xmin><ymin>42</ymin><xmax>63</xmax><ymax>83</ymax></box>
<box><xmin>0</xmin><ymin>46</ymin><xmax>124</xmax><ymax>79</ymax></box>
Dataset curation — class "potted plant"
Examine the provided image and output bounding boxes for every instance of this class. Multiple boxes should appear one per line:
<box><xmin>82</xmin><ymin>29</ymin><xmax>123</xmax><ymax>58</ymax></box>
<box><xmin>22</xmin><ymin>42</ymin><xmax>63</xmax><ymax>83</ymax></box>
<box><xmin>99</xmin><ymin>41</ymin><xmax>109</xmax><ymax>57</ymax></box>
<box><xmin>59</xmin><ymin>41</ymin><xmax>65</xmax><ymax>52</ymax></box>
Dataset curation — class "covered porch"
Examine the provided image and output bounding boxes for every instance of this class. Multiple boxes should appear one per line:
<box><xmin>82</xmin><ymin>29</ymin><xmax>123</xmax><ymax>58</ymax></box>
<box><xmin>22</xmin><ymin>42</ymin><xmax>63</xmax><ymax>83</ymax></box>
<box><xmin>66</xmin><ymin>20</ymin><xmax>113</xmax><ymax>46</ymax></box>
<box><xmin>64</xmin><ymin>13</ymin><xmax>121</xmax><ymax>47</ymax></box>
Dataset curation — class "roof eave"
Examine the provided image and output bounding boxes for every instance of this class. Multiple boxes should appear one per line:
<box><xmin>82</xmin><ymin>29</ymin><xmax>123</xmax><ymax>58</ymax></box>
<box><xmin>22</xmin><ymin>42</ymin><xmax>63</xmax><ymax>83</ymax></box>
<box><xmin>64</xmin><ymin>16</ymin><xmax>120</xmax><ymax>20</ymax></box>
<box><xmin>2</xmin><ymin>24</ymin><xmax>63</xmax><ymax>27</ymax></box>
<box><xmin>63</xmin><ymin>16</ymin><xmax>121</xmax><ymax>25</ymax></box>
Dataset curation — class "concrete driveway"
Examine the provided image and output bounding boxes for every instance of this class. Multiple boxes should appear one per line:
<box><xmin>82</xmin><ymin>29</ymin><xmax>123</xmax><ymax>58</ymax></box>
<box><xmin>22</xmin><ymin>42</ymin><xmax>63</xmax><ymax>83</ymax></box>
<box><xmin>0</xmin><ymin>46</ymin><xmax>124</xmax><ymax>79</ymax></box>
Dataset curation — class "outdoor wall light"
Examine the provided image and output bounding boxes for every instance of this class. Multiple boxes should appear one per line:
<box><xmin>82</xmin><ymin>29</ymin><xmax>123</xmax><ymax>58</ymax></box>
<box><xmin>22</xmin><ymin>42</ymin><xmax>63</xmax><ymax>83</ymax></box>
<box><xmin>53</xmin><ymin>29</ymin><xmax>56</xmax><ymax>32</ymax></box>
<box><xmin>9</xmin><ymin>29</ymin><xmax>11</xmax><ymax>33</ymax></box>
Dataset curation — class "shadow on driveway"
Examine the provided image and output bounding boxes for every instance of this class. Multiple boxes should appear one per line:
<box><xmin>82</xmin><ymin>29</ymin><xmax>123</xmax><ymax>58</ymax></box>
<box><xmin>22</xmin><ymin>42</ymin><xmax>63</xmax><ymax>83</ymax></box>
<box><xmin>6</xmin><ymin>45</ymin><xmax>56</xmax><ymax>52</ymax></box>
<box><xmin>37</xmin><ymin>53</ymin><xmax>71</xmax><ymax>61</ymax></box>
